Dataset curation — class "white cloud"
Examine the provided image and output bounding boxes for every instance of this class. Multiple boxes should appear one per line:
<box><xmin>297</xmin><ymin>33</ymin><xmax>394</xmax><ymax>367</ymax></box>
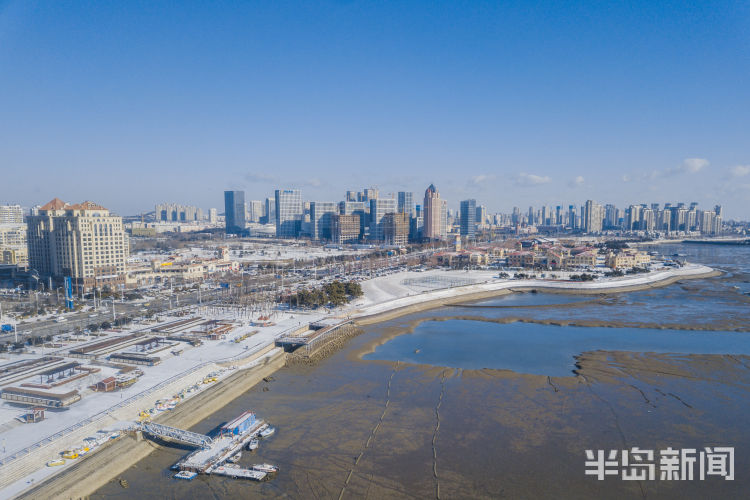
<box><xmin>303</xmin><ymin>178</ymin><xmax>322</xmax><ymax>187</ymax></box>
<box><xmin>572</xmin><ymin>175</ymin><xmax>585</xmax><ymax>186</ymax></box>
<box><xmin>621</xmin><ymin>174</ymin><xmax>631</xmax><ymax>182</ymax></box>
<box><xmin>682</xmin><ymin>157</ymin><xmax>709</xmax><ymax>173</ymax></box>
<box><xmin>469</xmin><ymin>174</ymin><xmax>495</xmax><ymax>185</ymax></box>
<box><xmin>515</xmin><ymin>172</ymin><xmax>551</xmax><ymax>186</ymax></box>
<box><xmin>244</xmin><ymin>172</ymin><xmax>277</xmax><ymax>183</ymax></box>
<box><xmin>730</xmin><ymin>165</ymin><xmax>750</xmax><ymax>177</ymax></box>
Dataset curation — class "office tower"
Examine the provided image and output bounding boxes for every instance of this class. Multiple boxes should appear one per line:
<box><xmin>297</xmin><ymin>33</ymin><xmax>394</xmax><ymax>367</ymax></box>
<box><xmin>208</xmin><ymin>208</ymin><xmax>218</xmax><ymax>223</ymax></box>
<box><xmin>410</xmin><ymin>204</ymin><xmax>424</xmax><ymax>242</ymax></box>
<box><xmin>460</xmin><ymin>199</ymin><xmax>477</xmax><ymax>239</ymax></box>
<box><xmin>224</xmin><ymin>191</ymin><xmax>246</xmax><ymax>235</ymax></box>
<box><xmin>527</xmin><ymin>206</ymin><xmax>535</xmax><ymax>225</ymax></box>
<box><xmin>555</xmin><ymin>206</ymin><xmax>562</xmax><ymax>225</ymax></box>
<box><xmin>383</xmin><ymin>212</ymin><xmax>409</xmax><ymax>246</ymax></box>
<box><xmin>397</xmin><ymin>192</ymin><xmax>415</xmax><ymax>217</ymax></box>
<box><xmin>714</xmin><ymin>205</ymin><xmax>723</xmax><ymax>219</ymax></box>
<box><xmin>263</xmin><ymin>197</ymin><xmax>276</xmax><ymax>224</ymax></box>
<box><xmin>27</xmin><ymin>198</ymin><xmax>128</xmax><ymax>292</ymax></box>
<box><xmin>310</xmin><ymin>201</ymin><xmax>338</xmax><ymax>241</ymax></box>
<box><xmin>247</xmin><ymin>200</ymin><xmax>264</xmax><ymax>223</ymax></box>
<box><xmin>567</xmin><ymin>205</ymin><xmax>577</xmax><ymax>229</ymax></box>
<box><xmin>369</xmin><ymin>197</ymin><xmax>397</xmax><ymax>241</ymax></box>
<box><xmin>275</xmin><ymin>189</ymin><xmax>303</xmax><ymax>238</ymax></box>
<box><xmin>583</xmin><ymin>200</ymin><xmax>604</xmax><ymax>233</ymax></box>
<box><xmin>346</xmin><ymin>191</ymin><xmax>357</xmax><ymax>202</ymax></box>
<box><xmin>423</xmin><ymin>184</ymin><xmax>446</xmax><ymax>240</ymax></box>
<box><xmin>475</xmin><ymin>205</ymin><xmax>487</xmax><ymax>227</ymax></box>
<box><xmin>332</xmin><ymin>214</ymin><xmax>361</xmax><ymax>244</ymax></box>
<box><xmin>339</xmin><ymin>201</ymin><xmax>367</xmax><ymax>239</ymax></box>
<box><xmin>0</xmin><ymin>204</ymin><xmax>23</xmax><ymax>224</ymax></box>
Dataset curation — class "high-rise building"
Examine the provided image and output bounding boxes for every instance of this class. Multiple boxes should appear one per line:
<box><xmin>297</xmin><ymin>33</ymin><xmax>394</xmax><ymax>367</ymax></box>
<box><xmin>423</xmin><ymin>184</ymin><xmax>446</xmax><ymax>240</ymax></box>
<box><xmin>476</xmin><ymin>205</ymin><xmax>487</xmax><ymax>227</ymax></box>
<box><xmin>224</xmin><ymin>191</ymin><xmax>246</xmax><ymax>235</ymax></box>
<box><xmin>27</xmin><ymin>198</ymin><xmax>128</xmax><ymax>292</ymax></box>
<box><xmin>0</xmin><ymin>204</ymin><xmax>23</xmax><ymax>224</ymax></box>
<box><xmin>397</xmin><ymin>192</ymin><xmax>415</xmax><ymax>217</ymax></box>
<box><xmin>410</xmin><ymin>204</ymin><xmax>424</xmax><ymax>242</ymax></box>
<box><xmin>310</xmin><ymin>201</ymin><xmax>338</xmax><ymax>241</ymax></box>
<box><xmin>208</xmin><ymin>208</ymin><xmax>218</xmax><ymax>224</ymax></box>
<box><xmin>527</xmin><ymin>206</ymin><xmax>535</xmax><ymax>226</ymax></box>
<box><xmin>339</xmin><ymin>201</ymin><xmax>367</xmax><ymax>239</ymax></box>
<box><xmin>263</xmin><ymin>197</ymin><xmax>275</xmax><ymax>224</ymax></box>
<box><xmin>568</xmin><ymin>204</ymin><xmax>578</xmax><ymax>229</ymax></box>
<box><xmin>583</xmin><ymin>200</ymin><xmax>604</xmax><ymax>233</ymax></box>
<box><xmin>275</xmin><ymin>189</ymin><xmax>303</xmax><ymax>238</ymax></box>
<box><xmin>0</xmin><ymin>224</ymin><xmax>27</xmax><ymax>266</ymax></box>
<box><xmin>369</xmin><ymin>197</ymin><xmax>397</xmax><ymax>241</ymax></box>
<box><xmin>346</xmin><ymin>191</ymin><xmax>357</xmax><ymax>202</ymax></box>
<box><xmin>246</xmin><ymin>200</ymin><xmax>264</xmax><ymax>223</ymax></box>
<box><xmin>155</xmin><ymin>203</ymin><xmax>203</xmax><ymax>222</ymax></box>
<box><xmin>383</xmin><ymin>212</ymin><xmax>409</xmax><ymax>246</ymax></box>
<box><xmin>459</xmin><ymin>199</ymin><xmax>477</xmax><ymax>239</ymax></box>
<box><xmin>331</xmin><ymin>214</ymin><xmax>361</xmax><ymax>244</ymax></box>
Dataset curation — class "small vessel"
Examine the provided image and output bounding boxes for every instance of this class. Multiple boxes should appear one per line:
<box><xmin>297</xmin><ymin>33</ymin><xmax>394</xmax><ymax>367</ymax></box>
<box><xmin>252</xmin><ymin>463</ymin><xmax>279</xmax><ymax>473</ymax></box>
<box><xmin>227</xmin><ymin>452</ymin><xmax>242</xmax><ymax>463</ymax></box>
<box><xmin>47</xmin><ymin>459</ymin><xmax>65</xmax><ymax>467</ymax></box>
<box><xmin>174</xmin><ymin>471</ymin><xmax>197</xmax><ymax>480</ymax></box>
<box><xmin>259</xmin><ymin>426</ymin><xmax>275</xmax><ymax>438</ymax></box>
<box><xmin>246</xmin><ymin>438</ymin><xmax>259</xmax><ymax>451</ymax></box>
<box><xmin>61</xmin><ymin>450</ymin><xmax>78</xmax><ymax>460</ymax></box>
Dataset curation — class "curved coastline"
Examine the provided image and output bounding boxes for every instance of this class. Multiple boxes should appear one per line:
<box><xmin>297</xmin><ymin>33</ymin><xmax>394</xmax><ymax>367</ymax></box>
<box><xmin>10</xmin><ymin>263</ymin><xmax>721</xmax><ymax>499</ymax></box>
<box><xmin>352</xmin><ymin>265</ymin><xmax>721</xmax><ymax>326</ymax></box>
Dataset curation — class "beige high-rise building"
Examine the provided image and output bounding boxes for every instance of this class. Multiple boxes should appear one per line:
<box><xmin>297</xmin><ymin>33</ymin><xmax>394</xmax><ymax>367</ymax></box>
<box><xmin>0</xmin><ymin>204</ymin><xmax>23</xmax><ymax>224</ymax></box>
<box><xmin>0</xmin><ymin>223</ymin><xmax>28</xmax><ymax>266</ymax></box>
<box><xmin>27</xmin><ymin>198</ymin><xmax>129</xmax><ymax>292</ymax></box>
<box><xmin>423</xmin><ymin>184</ymin><xmax>447</xmax><ymax>241</ymax></box>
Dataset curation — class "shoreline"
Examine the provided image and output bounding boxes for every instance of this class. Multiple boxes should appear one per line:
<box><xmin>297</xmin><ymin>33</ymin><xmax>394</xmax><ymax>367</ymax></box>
<box><xmin>11</xmin><ymin>264</ymin><xmax>722</xmax><ymax>498</ymax></box>
<box><xmin>14</xmin><ymin>351</ymin><xmax>286</xmax><ymax>500</ymax></box>
<box><xmin>353</xmin><ymin>267</ymin><xmax>721</xmax><ymax>326</ymax></box>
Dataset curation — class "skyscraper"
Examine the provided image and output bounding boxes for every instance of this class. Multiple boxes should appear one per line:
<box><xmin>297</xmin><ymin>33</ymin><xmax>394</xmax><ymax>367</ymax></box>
<box><xmin>460</xmin><ymin>199</ymin><xmax>477</xmax><ymax>239</ymax></box>
<box><xmin>224</xmin><ymin>190</ymin><xmax>246</xmax><ymax>235</ymax></box>
<box><xmin>275</xmin><ymin>189</ymin><xmax>303</xmax><ymax>238</ymax></box>
<box><xmin>397</xmin><ymin>191</ymin><xmax>415</xmax><ymax>217</ymax></box>
<box><xmin>583</xmin><ymin>200</ymin><xmax>604</xmax><ymax>233</ymax></box>
<box><xmin>369</xmin><ymin>197</ymin><xmax>397</xmax><ymax>241</ymax></box>
<box><xmin>310</xmin><ymin>201</ymin><xmax>338</xmax><ymax>241</ymax></box>
<box><xmin>423</xmin><ymin>184</ymin><xmax>446</xmax><ymax>241</ymax></box>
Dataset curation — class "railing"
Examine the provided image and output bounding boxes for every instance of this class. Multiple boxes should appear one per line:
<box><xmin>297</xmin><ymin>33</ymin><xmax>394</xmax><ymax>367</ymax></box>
<box><xmin>142</xmin><ymin>422</ymin><xmax>212</xmax><ymax>448</ymax></box>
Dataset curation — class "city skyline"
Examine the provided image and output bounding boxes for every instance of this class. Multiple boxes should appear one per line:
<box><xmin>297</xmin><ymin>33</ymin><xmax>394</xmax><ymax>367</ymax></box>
<box><xmin>1</xmin><ymin>2</ymin><xmax>749</xmax><ymax>218</ymax></box>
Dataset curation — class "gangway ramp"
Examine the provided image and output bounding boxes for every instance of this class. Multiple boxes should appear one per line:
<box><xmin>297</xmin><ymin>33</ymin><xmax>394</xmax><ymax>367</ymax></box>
<box><xmin>142</xmin><ymin>422</ymin><xmax>213</xmax><ymax>448</ymax></box>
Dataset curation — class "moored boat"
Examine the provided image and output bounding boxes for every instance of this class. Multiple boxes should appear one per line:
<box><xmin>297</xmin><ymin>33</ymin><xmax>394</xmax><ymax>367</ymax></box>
<box><xmin>227</xmin><ymin>452</ymin><xmax>242</xmax><ymax>463</ymax></box>
<box><xmin>47</xmin><ymin>459</ymin><xmax>65</xmax><ymax>467</ymax></box>
<box><xmin>259</xmin><ymin>426</ymin><xmax>275</xmax><ymax>438</ymax></box>
<box><xmin>252</xmin><ymin>463</ymin><xmax>279</xmax><ymax>473</ymax></box>
<box><xmin>246</xmin><ymin>438</ymin><xmax>259</xmax><ymax>451</ymax></box>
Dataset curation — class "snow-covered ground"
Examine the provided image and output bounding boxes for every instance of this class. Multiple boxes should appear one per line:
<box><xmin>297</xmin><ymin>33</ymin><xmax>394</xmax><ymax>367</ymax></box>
<box><xmin>349</xmin><ymin>263</ymin><xmax>715</xmax><ymax>318</ymax></box>
<box><xmin>0</xmin><ymin>260</ymin><xmax>716</xmax><ymax>497</ymax></box>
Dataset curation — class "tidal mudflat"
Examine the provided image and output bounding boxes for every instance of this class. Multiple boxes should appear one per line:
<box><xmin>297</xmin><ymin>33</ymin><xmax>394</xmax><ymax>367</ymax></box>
<box><xmin>93</xmin><ymin>244</ymin><xmax>750</xmax><ymax>499</ymax></box>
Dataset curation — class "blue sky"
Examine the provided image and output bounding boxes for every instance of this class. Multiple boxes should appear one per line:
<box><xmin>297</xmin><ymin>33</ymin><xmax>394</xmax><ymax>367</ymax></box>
<box><xmin>1</xmin><ymin>1</ymin><xmax>749</xmax><ymax>218</ymax></box>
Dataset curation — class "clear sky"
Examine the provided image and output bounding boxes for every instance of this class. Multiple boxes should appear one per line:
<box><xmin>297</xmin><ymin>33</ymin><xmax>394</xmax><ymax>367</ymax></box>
<box><xmin>1</xmin><ymin>1</ymin><xmax>749</xmax><ymax>218</ymax></box>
